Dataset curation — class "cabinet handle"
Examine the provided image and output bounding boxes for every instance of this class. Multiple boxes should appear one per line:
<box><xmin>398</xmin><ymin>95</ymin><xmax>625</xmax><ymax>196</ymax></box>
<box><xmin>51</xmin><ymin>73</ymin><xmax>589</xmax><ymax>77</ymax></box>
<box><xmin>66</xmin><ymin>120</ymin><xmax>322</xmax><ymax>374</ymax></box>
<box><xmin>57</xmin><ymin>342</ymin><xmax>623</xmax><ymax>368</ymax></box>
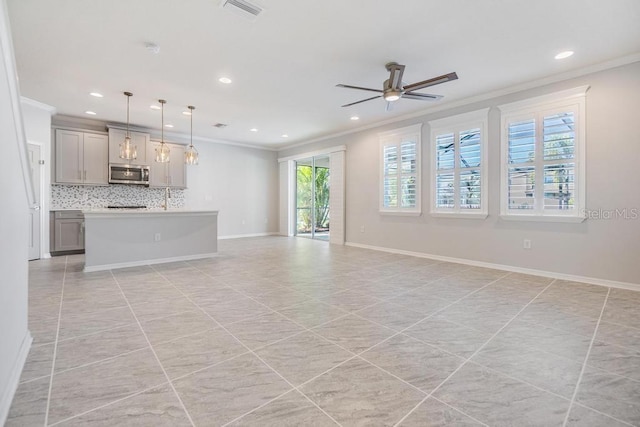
<box><xmin>84</xmin><ymin>170</ymin><xmax>87</xmax><ymax>180</ymax></box>
<box><xmin>78</xmin><ymin>170</ymin><xmax>81</xmax><ymax>180</ymax></box>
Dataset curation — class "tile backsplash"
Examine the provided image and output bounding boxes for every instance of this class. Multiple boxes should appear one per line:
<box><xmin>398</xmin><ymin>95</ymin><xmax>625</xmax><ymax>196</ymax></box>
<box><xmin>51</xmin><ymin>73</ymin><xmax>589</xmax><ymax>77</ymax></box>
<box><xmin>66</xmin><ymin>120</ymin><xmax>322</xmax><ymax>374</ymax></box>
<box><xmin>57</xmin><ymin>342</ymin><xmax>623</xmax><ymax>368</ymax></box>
<box><xmin>51</xmin><ymin>184</ymin><xmax>186</xmax><ymax>210</ymax></box>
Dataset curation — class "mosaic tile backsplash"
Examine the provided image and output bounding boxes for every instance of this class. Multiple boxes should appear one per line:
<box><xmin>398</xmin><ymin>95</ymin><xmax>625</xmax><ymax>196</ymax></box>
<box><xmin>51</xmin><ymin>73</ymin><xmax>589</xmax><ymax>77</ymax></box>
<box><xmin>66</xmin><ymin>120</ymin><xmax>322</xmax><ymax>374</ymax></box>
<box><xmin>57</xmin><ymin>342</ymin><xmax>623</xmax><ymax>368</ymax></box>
<box><xmin>51</xmin><ymin>184</ymin><xmax>186</xmax><ymax>210</ymax></box>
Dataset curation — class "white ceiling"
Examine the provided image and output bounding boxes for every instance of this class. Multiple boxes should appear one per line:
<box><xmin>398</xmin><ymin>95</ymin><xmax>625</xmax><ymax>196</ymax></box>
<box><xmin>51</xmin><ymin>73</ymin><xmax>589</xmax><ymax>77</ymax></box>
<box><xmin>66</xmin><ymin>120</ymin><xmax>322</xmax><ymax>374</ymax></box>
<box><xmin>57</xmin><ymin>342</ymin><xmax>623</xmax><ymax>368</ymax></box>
<box><xmin>7</xmin><ymin>0</ymin><xmax>640</xmax><ymax>149</ymax></box>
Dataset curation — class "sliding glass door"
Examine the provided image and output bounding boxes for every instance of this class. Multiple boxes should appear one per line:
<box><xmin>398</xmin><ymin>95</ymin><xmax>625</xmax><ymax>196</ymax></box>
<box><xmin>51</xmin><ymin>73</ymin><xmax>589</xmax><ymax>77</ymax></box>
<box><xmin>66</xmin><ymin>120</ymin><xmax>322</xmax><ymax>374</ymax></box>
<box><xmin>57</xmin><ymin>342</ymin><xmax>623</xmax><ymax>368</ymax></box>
<box><xmin>296</xmin><ymin>156</ymin><xmax>330</xmax><ymax>240</ymax></box>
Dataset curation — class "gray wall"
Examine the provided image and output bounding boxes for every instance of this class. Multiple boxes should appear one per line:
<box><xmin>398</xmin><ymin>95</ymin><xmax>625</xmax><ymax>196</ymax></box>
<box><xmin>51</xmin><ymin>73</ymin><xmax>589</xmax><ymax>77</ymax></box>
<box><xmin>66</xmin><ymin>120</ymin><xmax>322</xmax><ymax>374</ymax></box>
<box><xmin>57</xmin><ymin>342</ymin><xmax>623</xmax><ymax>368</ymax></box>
<box><xmin>279</xmin><ymin>61</ymin><xmax>640</xmax><ymax>285</ymax></box>
<box><xmin>184</xmin><ymin>142</ymin><xmax>279</xmax><ymax>238</ymax></box>
<box><xmin>0</xmin><ymin>0</ymin><xmax>30</xmax><ymax>420</ymax></box>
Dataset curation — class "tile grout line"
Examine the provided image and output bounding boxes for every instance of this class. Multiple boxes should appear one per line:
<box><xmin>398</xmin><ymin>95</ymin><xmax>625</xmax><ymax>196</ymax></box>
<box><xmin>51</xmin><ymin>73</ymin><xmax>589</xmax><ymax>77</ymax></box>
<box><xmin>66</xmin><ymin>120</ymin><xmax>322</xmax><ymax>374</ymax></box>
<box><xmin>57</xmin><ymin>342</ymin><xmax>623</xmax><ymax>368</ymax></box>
<box><xmin>108</xmin><ymin>270</ymin><xmax>197</xmax><ymax>427</ymax></box>
<box><xmin>42</xmin><ymin>256</ymin><xmax>68</xmax><ymax>427</ymax></box>
<box><xmin>46</xmin><ymin>381</ymin><xmax>171</xmax><ymax>426</ymax></box>
<box><xmin>393</xmin><ymin>279</ymin><xmax>558</xmax><ymax>426</ymax></box>
<box><xmin>430</xmin><ymin>396</ymin><xmax>491</xmax><ymax>427</ymax></box>
<box><xmin>571</xmin><ymin>401</ymin><xmax>636</xmax><ymax>427</ymax></box>
<box><xmin>561</xmin><ymin>287</ymin><xmax>611</xmax><ymax>427</ymax></box>
<box><xmin>187</xmin><ymin>259</ymin><xmax>511</xmax><ymax>425</ymax></box>
<box><xmin>186</xmin><ymin>261</ymin><xmax>511</xmax><ymax>425</ymax></box>
<box><xmin>150</xmin><ymin>265</ymin><xmax>345</xmax><ymax>427</ymax></box>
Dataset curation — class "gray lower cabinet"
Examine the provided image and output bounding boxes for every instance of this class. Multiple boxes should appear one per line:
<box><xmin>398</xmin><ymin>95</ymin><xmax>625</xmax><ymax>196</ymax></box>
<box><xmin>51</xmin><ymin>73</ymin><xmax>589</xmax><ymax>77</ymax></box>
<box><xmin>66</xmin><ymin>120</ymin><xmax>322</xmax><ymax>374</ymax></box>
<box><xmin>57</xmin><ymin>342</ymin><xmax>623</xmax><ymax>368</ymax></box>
<box><xmin>51</xmin><ymin>211</ymin><xmax>85</xmax><ymax>253</ymax></box>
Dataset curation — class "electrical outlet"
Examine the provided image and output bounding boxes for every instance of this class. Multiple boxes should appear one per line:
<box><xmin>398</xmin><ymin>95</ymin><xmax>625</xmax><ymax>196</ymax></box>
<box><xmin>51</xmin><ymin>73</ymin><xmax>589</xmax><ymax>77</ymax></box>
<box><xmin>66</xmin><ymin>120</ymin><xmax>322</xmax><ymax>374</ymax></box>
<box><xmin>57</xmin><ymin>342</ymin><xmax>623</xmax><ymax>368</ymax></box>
<box><xmin>360</xmin><ymin>225</ymin><xmax>365</xmax><ymax>233</ymax></box>
<box><xmin>154</xmin><ymin>233</ymin><xmax>161</xmax><ymax>242</ymax></box>
<box><xmin>242</xmin><ymin>219</ymin><xmax>246</xmax><ymax>225</ymax></box>
<box><xmin>523</xmin><ymin>239</ymin><xmax>531</xmax><ymax>249</ymax></box>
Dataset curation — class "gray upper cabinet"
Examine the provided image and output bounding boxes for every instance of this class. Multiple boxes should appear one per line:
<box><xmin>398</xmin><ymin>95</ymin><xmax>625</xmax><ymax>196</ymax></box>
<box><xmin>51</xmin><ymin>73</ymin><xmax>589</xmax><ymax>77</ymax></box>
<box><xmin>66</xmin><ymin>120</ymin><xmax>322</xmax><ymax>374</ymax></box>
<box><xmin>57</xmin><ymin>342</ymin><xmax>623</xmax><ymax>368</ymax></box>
<box><xmin>108</xmin><ymin>128</ymin><xmax>150</xmax><ymax>166</ymax></box>
<box><xmin>148</xmin><ymin>141</ymin><xmax>187</xmax><ymax>188</ymax></box>
<box><xmin>55</xmin><ymin>129</ymin><xmax>108</xmax><ymax>185</ymax></box>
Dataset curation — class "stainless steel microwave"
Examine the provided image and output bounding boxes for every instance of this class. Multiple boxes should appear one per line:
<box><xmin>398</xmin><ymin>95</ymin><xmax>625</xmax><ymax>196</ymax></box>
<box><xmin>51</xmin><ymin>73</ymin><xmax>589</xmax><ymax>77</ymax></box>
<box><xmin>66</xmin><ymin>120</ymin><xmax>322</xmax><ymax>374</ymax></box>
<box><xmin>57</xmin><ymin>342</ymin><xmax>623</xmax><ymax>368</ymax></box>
<box><xmin>109</xmin><ymin>164</ymin><xmax>150</xmax><ymax>185</ymax></box>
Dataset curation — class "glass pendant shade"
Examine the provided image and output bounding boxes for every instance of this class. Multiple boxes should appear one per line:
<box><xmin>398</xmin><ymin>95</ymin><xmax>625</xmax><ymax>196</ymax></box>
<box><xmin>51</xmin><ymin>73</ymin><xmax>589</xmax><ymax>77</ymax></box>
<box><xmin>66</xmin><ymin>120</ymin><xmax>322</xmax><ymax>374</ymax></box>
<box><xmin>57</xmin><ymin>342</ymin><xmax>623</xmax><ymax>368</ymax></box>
<box><xmin>185</xmin><ymin>105</ymin><xmax>199</xmax><ymax>165</ymax></box>
<box><xmin>119</xmin><ymin>136</ymin><xmax>137</xmax><ymax>160</ymax></box>
<box><xmin>120</xmin><ymin>92</ymin><xmax>137</xmax><ymax>161</ymax></box>
<box><xmin>155</xmin><ymin>99</ymin><xmax>170</xmax><ymax>163</ymax></box>
<box><xmin>155</xmin><ymin>142</ymin><xmax>170</xmax><ymax>163</ymax></box>
<box><xmin>185</xmin><ymin>145</ymin><xmax>199</xmax><ymax>165</ymax></box>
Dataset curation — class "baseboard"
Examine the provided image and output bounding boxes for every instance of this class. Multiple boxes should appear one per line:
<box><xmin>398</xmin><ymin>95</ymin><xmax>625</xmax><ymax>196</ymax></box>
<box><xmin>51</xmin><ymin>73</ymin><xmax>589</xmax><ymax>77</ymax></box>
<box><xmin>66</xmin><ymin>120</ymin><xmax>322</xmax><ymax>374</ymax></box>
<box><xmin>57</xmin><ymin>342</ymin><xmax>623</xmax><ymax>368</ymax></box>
<box><xmin>345</xmin><ymin>241</ymin><xmax>640</xmax><ymax>292</ymax></box>
<box><xmin>218</xmin><ymin>232</ymin><xmax>279</xmax><ymax>240</ymax></box>
<box><xmin>0</xmin><ymin>331</ymin><xmax>32</xmax><ymax>426</ymax></box>
<box><xmin>83</xmin><ymin>253</ymin><xmax>218</xmax><ymax>272</ymax></box>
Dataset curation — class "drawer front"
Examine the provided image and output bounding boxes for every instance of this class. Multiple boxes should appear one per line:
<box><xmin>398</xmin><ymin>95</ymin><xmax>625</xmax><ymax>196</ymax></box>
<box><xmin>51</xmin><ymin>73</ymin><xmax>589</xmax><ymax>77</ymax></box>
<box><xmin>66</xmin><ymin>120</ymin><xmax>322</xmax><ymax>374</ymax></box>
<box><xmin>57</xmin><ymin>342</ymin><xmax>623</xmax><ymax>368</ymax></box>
<box><xmin>54</xmin><ymin>210</ymin><xmax>84</xmax><ymax>220</ymax></box>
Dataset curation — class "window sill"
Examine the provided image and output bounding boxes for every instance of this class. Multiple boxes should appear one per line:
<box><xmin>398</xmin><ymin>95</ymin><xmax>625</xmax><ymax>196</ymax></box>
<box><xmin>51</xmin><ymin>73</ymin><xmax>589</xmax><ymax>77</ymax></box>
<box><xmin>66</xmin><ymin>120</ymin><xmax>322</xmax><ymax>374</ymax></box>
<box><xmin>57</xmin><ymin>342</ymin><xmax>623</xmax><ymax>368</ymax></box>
<box><xmin>431</xmin><ymin>212</ymin><xmax>488</xmax><ymax>219</ymax></box>
<box><xmin>499</xmin><ymin>214</ymin><xmax>586</xmax><ymax>223</ymax></box>
<box><xmin>379</xmin><ymin>210</ymin><xmax>422</xmax><ymax>217</ymax></box>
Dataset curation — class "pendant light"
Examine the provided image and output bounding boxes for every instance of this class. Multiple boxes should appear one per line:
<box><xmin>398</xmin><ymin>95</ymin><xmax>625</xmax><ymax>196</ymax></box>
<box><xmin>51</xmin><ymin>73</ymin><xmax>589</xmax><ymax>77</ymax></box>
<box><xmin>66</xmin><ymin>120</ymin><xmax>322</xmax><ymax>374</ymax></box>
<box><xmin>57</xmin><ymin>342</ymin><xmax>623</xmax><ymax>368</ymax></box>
<box><xmin>155</xmin><ymin>99</ymin><xmax>170</xmax><ymax>163</ymax></box>
<box><xmin>184</xmin><ymin>105</ymin><xmax>199</xmax><ymax>165</ymax></box>
<box><xmin>119</xmin><ymin>91</ymin><xmax>137</xmax><ymax>161</ymax></box>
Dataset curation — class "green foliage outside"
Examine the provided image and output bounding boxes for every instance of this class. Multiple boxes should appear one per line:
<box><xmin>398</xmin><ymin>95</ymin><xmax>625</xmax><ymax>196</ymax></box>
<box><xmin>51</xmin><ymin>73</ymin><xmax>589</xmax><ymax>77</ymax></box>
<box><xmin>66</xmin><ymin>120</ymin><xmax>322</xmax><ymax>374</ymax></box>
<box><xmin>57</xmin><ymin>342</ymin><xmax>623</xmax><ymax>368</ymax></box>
<box><xmin>296</xmin><ymin>165</ymin><xmax>330</xmax><ymax>233</ymax></box>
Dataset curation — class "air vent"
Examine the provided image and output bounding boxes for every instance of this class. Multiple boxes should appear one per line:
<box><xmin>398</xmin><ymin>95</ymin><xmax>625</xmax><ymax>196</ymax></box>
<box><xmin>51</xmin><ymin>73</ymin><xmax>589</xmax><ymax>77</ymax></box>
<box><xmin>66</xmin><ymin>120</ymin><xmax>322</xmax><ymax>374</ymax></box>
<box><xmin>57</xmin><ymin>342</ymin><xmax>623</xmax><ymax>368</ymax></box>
<box><xmin>220</xmin><ymin>0</ymin><xmax>263</xmax><ymax>20</ymax></box>
<box><xmin>213</xmin><ymin>123</ymin><xmax>228</xmax><ymax>128</ymax></box>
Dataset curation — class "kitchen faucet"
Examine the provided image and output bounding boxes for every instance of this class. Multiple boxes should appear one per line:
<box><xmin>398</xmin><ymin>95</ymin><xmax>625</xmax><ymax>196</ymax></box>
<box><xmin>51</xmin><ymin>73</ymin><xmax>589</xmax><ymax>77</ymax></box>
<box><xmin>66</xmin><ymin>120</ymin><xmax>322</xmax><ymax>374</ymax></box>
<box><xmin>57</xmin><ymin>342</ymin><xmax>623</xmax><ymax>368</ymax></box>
<box><xmin>162</xmin><ymin>187</ymin><xmax>171</xmax><ymax>210</ymax></box>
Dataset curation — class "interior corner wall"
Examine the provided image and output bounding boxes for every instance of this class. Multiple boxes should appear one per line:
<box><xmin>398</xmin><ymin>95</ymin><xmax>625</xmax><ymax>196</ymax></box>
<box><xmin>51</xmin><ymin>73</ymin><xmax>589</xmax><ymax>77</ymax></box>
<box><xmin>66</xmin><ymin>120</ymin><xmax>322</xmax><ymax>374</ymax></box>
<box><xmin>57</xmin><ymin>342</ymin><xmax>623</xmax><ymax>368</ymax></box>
<box><xmin>183</xmin><ymin>142</ymin><xmax>279</xmax><ymax>238</ymax></box>
<box><xmin>0</xmin><ymin>0</ymin><xmax>31</xmax><ymax>422</ymax></box>
<box><xmin>21</xmin><ymin>100</ymin><xmax>53</xmax><ymax>257</ymax></box>
<box><xmin>278</xmin><ymin>161</ymin><xmax>291</xmax><ymax>236</ymax></box>
<box><xmin>278</xmin><ymin>61</ymin><xmax>640</xmax><ymax>286</ymax></box>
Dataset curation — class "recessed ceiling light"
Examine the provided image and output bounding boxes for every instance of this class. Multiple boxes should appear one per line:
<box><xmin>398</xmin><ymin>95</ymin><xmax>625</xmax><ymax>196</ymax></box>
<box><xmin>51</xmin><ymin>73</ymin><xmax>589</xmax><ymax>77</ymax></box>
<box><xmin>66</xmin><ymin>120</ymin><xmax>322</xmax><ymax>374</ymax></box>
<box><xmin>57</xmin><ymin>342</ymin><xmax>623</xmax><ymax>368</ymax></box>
<box><xmin>350</xmin><ymin>116</ymin><xmax>360</xmax><ymax>121</ymax></box>
<box><xmin>150</xmin><ymin>105</ymin><xmax>161</xmax><ymax>110</ymax></box>
<box><xmin>89</xmin><ymin>92</ymin><xmax>103</xmax><ymax>98</ymax></box>
<box><xmin>145</xmin><ymin>42</ymin><xmax>160</xmax><ymax>54</ymax></box>
<box><xmin>165</xmin><ymin>124</ymin><xmax>174</xmax><ymax>128</ymax></box>
<box><xmin>555</xmin><ymin>50</ymin><xmax>574</xmax><ymax>60</ymax></box>
<box><xmin>85</xmin><ymin>111</ymin><xmax>96</xmax><ymax>115</ymax></box>
<box><xmin>281</xmin><ymin>134</ymin><xmax>289</xmax><ymax>138</ymax></box>
<box><xmin>218</xmin><ymin>77</ymin><xmax>232</xmax><ymax>84</ymax></box>
<box><xmin>250</xmin><ymin>128</ymin><xmax>258</xmax><ymax>132</ymax></box>
<box><xmin>182</xmin><ymin>111</ymin><xmax>192</xmax><ymax>116</ymax></box>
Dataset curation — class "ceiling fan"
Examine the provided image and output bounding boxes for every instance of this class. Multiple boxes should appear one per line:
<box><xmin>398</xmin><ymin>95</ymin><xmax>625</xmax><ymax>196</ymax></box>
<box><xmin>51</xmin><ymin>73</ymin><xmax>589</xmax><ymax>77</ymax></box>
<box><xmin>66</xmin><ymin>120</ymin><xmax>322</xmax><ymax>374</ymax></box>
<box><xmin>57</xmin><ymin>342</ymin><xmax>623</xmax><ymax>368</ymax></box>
<box><xmin>337</xmin><ymin>62</ymin><xmax>458</xmax><ymax>109</ymax></box>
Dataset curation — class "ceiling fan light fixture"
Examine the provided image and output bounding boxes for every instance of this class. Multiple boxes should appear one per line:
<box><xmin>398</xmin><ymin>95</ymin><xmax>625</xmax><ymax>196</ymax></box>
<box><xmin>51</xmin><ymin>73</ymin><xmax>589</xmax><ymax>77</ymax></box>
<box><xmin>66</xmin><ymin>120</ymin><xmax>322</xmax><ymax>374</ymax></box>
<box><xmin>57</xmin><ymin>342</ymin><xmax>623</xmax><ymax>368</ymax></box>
<box><xmin>119</xmin><ymin>91</ymin><xmax>137</xmax><ymax>161</ymax></box>
<box><xmin>384</xmin><ymin>91</ymin><xmax>401</xmax><ymax>102</ymax></box>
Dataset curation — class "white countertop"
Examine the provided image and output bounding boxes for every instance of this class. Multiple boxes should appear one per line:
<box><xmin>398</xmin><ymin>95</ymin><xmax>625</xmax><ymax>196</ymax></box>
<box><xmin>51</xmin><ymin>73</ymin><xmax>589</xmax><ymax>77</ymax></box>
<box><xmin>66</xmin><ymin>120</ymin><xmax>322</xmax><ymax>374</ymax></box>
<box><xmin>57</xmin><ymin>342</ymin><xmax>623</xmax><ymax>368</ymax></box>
<box><xmin>82</xmin><ymin>208</ymin><xmax>218</xmax><ymax>217</ymax></box>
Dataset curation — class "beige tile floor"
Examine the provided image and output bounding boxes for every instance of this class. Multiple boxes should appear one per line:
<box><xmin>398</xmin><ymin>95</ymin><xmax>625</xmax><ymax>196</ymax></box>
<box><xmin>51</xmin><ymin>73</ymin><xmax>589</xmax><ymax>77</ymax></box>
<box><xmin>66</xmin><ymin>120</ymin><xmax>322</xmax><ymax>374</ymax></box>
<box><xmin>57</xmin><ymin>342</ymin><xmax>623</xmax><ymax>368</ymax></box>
<box><xmin>7</xmin><ymin>236</ymin><xmax>640</xmax><ymax>426</ymax></box>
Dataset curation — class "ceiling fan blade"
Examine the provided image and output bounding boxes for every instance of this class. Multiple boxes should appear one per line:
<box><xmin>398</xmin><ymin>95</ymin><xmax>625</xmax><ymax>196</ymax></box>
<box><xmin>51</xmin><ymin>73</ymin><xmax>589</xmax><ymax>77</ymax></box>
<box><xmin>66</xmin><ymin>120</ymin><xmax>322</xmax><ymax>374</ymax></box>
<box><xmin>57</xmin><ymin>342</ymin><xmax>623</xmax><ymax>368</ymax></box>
<box><xmin>341</xmin><ymin>95</ymin><xmax>382</xmax><ymax>107</ymax></box>
<box><xmin>387</xmin><ymin>63</ymin><xmax>405</xmax><ymax>90</ymax></box>
<box><xmin>402</xmin><ymin>92</ymin><xmax>444</xmax><ymax>101</ymax></box>
<box><xmin>403</xmin><ymin>72</ymin><xmax>458</xmax><ymax>92</ymax></box>
<box><xmin>336</xmin><ymin>84</ymin><xmax>383</xmax><ymax>93</ymax></box>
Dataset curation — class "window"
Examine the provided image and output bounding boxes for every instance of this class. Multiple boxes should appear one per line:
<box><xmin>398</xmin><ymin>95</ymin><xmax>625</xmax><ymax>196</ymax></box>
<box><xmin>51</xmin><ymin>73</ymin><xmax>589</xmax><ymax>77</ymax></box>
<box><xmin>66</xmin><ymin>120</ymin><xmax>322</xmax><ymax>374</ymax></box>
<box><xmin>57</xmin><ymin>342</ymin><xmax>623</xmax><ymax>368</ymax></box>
<box><xmin>379</xmin><ymin>124</ymin><xmax>421</xmax><ymax>214</ymax></box>
<box><xmin>429</xmin><ymin>109</ymin><xmax>489</xmax><ymax>218</ymax></box>
<box><xmin>499</xmin><ymin>86</ymin><xmax>587</xmax><ymax>222</ymax></box>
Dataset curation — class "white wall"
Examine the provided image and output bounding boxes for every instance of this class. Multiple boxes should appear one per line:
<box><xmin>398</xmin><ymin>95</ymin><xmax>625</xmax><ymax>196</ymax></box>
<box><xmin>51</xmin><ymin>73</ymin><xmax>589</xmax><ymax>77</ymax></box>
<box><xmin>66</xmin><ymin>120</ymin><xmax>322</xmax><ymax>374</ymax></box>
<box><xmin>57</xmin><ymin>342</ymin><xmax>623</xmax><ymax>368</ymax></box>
<box><xmin>0</xmin><ymin>0</ymin><xmax>31</xmax><ymax>422</ymax></box>
<box><xmin>21</xmin><ymin>98</ymin><xmax>54</xmax><ymax>257</ymax></box>
<box><xmin>184</xmin><ymin>142</ymin><xmax>279</xmax><ymax>238</ymax></box>
<box><xmin>279</xmin><ymin>61</ymin><xmax>640</xmax><ymax>286</ymax></box>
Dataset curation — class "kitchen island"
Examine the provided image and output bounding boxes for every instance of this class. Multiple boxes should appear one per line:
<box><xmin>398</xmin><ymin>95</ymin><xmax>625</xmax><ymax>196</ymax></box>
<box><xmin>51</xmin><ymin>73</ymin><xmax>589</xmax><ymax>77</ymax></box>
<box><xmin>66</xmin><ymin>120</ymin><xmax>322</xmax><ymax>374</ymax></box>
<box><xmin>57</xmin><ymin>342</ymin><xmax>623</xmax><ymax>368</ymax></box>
<box><xmin>82</xmin><ymin>209</ymin><xmax>218</xmax><ymax>272</ymax></box>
